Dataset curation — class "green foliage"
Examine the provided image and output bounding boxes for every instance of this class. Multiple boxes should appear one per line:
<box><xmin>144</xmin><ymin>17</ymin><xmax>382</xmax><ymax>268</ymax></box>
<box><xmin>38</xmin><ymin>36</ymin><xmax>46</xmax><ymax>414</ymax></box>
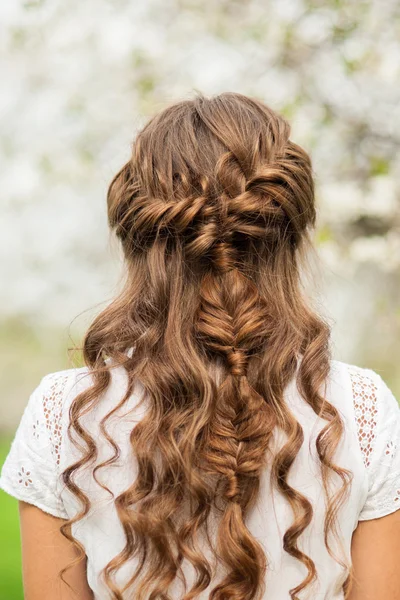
<box><xmin>0</xmin><ymin>436</ymin><xmax>23</xmax><ymax>600</ymax></box>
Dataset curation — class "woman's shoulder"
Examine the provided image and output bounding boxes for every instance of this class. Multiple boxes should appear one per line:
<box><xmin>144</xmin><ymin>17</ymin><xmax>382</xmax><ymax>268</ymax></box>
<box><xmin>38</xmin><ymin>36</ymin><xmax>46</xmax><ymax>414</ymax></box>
<box><xmin>333</xmin><ymin>361</ymin><xmax>400</xmax><ymax>521</ymax></box>
<box><xmin>328</xmin><ymin>360</ymin><xmax>400</xmax><ymax>499</ymax></box>
<box><xmin>39</xmin><ymin>365</ymin><xmax>94</xmax><ymax>398</ymax></box>
<box><xmin>38</xmin><ymin>361</ymin><xmax>139</xmax><ymax>423</ymax></box>
<box><xmin>327</xmin><ymin>358</ymin><xmax>397</xmax><ymax>442</ymax></box>
<box><xmin>329</xmin><ymin>358</ymin><xmax>382</xmax><ymax>385</ymax></box>
<box><xmin>0</xmin><ymin>365</ymin><xmax>94</xmax><ymax>518</ymax></box>
<box><xmin>327</xmin><ymin>359</ymin><xmax>393</xmax><ymax>417</ymax></box>
<box><xmin>25</xmin><ymin>366</ymin><xmax>93</xmax><ymax>424</ymax></box>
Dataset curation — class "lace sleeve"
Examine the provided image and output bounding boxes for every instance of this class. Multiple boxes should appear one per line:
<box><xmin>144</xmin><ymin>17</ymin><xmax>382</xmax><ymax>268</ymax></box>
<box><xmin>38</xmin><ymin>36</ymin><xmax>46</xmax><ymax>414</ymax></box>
<box><xmin>349</xmin><ymin>365</ymin><xmax>400</xmax><ymax>521</ymax></box>
<box><xmin>0</xmin><ymin>371</ymin><xmax>71</xmax><ymax>519</ymax></box>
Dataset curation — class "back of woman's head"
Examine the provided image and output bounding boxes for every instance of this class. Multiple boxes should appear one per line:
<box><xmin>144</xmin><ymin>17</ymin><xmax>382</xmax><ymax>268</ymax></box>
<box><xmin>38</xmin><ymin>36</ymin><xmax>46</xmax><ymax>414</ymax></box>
<box><xmin>62</xmin><ymin>92</ymin><xmax>351</xmax><ymax>600</ymax></box>
<box><xmin>108</xmin><ymin>91</ymin><xmax>315</xmax><ymax>263</ymax></box>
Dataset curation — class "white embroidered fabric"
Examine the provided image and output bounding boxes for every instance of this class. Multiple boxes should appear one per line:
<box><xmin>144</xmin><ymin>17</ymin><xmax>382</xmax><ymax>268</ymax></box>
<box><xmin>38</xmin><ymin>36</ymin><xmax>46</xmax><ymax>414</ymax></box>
<box><xmin>0</xmin><ymin>371</ymin><xmax>71</xmax><ymax>519</ymax></box>
<box><xmin>349</xmin><ymin>365</ymin><xmax>400</xmax><ymax>520</ymax></box>
<box><xmin>348</xmin><ymin>365</ymin><xmax>378</xmax><ymax>469</ymax></box>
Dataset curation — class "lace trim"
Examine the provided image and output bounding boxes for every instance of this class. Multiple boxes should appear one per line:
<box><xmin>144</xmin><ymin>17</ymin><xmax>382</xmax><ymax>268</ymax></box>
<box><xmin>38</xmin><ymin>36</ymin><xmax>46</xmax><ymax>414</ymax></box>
<box><xmin>349</xmin><ymin>366</ymin><xmax>378</xmax><ymax>468</ymax></box>
<box><xmin>33</xmin><ymin>372</ymin><xmax>70</xmax><ymax>467</ymax></box>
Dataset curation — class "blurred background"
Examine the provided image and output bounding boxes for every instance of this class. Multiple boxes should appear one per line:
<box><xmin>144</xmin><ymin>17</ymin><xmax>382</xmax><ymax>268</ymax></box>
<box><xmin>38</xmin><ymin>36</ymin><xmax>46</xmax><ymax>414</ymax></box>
<box><xmin>1</xmin><ymin>0</ymin><xmax>399</xmax><ymax>597</ymax></box>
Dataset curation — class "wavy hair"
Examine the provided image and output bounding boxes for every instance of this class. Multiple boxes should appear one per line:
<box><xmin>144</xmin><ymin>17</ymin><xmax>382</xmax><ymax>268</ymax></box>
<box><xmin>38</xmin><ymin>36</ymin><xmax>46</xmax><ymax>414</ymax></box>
<box><xmin>59</xmin><ymin>92</ymin><xmax>353</xmax><ymax>600</ymax></box>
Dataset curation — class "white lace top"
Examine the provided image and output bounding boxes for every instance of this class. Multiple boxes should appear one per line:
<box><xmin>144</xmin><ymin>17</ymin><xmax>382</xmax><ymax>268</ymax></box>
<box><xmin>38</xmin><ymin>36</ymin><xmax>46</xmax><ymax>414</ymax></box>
<box><xmin>1</xmin><ymin>359</ymin><xmax>400</xmax><ymax>599</ymax></box>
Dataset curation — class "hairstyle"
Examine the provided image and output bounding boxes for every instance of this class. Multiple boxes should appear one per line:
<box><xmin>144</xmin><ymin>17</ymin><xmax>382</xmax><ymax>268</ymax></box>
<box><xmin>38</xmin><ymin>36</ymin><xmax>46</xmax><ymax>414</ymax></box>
<box><xmin>59</xmin><ymin>92</ymin><xmax>352</xmax><ymax>600</ymax></box>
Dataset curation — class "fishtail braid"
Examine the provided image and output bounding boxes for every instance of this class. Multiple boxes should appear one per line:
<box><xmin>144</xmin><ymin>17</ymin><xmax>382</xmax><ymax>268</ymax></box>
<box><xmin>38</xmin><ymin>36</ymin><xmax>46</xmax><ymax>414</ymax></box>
<box><xmin>194</xmin><ymin>234</ymin><xmax>276</xmax><ymax>599</ymax></box>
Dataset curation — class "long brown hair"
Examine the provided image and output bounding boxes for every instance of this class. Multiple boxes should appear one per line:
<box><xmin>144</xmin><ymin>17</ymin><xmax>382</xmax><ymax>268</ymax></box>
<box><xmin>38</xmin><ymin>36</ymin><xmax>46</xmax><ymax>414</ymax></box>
<box><xmin>60</xmin><ymin>92</ymin><xmax>352</xmax><ymax>599</ymax></box>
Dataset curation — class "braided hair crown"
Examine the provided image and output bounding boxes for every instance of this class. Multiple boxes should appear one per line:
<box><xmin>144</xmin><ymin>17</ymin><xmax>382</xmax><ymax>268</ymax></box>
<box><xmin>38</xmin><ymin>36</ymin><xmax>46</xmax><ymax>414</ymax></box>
<box><xmin>107</xmin><ymin>91</ymin><xmax>316</xmax><ymax>271</ymax></box>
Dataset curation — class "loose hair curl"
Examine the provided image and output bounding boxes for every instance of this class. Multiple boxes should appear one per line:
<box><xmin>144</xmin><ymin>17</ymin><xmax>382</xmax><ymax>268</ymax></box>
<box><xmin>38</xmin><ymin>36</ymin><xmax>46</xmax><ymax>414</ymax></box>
<box><xmin>60</xmin><ymin>92</ymin><xmax>352</xmax><ymax>600</ymax></box>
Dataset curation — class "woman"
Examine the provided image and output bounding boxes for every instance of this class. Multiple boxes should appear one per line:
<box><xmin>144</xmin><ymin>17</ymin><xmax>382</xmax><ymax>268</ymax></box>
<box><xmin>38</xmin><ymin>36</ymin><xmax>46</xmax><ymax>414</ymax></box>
<box><xmin>1</xmin><ymin>92</ymin><xmax>400</xmax><ymax>600</ymax></box>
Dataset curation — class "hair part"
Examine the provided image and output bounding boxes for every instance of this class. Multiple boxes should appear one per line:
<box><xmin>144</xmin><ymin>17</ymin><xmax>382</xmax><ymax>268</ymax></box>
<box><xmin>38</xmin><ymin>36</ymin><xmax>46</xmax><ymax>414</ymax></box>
<box><xmin>60</xmin><ymin>92</ymin><xmax>352</xmax><ymax>600</ymax></box>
